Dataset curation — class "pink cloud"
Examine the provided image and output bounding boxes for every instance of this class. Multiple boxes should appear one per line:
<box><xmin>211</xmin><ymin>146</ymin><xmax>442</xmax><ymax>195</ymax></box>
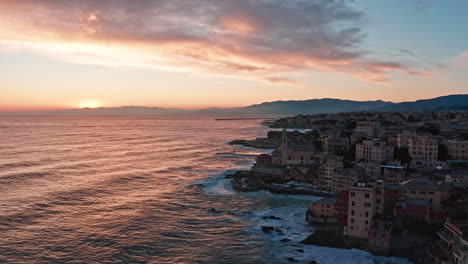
<box><xmin>0</xmin><ymin>0</ymin><xmax>424</xmax><ymax>83</ymax></box>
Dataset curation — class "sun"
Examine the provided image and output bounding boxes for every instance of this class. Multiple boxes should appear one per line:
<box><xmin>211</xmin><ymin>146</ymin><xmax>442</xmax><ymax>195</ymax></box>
<box><xmin>78</xmin><ymin>99</ymin><xmax>102</xmax><ymax>109</ymax></box>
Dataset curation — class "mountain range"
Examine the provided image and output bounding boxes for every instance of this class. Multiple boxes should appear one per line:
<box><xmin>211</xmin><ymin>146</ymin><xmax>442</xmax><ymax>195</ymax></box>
<box><xmin>3</xmin><ymin>94</ymin><xmax>468</xmax><ymax>116</ymax></box>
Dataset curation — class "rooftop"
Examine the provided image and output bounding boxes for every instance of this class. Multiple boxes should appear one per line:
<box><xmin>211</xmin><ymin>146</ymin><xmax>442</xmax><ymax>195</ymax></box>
<box><xmin>312</xmin><ymin>197</ymin><xmax>337</xmax><ymax>206</ymax></box>
<box><xmin>399</xmin><ymin>177</ymin><xmax>453</xmax><ymax>191</ymax></box>
<box><xmin>405</xmin><ymin>199</ymin><xmax>430</xmax><ymax>206</ymax></box>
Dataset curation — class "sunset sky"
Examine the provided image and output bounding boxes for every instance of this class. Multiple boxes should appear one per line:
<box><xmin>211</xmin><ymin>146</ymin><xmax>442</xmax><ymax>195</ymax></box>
<box><xmin>1</xmin><ymin>0</ymin><xmax>467</xmax><ymax>111</ymax></box>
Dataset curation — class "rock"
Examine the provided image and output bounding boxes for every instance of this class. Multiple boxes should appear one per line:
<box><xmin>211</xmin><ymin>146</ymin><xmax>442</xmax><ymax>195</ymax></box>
<box><xmin>261</xmin><ymin>226</ymin><xmax>275</xmax><ymax>234</ymax></box>
<box><xmin>296</xmin><ymin>249</ymin><xmax>304</xmax><ymax>253</ymax></box>
<box><xmin>275</xmin><ymin>227</ymin><xmax>285</xmax><ymax>235</ymax></box>
<box><xmin>287</xmin><ymin>257</ymin><xmax>298</xmax><ymax>262</ymax></box>
<box><xmin>228</xmin><ymin>139</ymin><xmax>248</xmax><ymax>145</ymax></box>
<box><xmin>280</xmin><ymin>238</ymin><xmax>291</xmax><ymax>243</ymax></box>
<box><xmin>209</xmin><ymin>208</ymin><xmax>216</xmax><ymax>212</ymax></box>
<box><xmin>231</xmin><ymin>171</ymin><xmax>266</xmax><ymax>192</ymax></box>
<box><xmin>309</xmin><ymin>261</ymin><xmax>317</xmax><ymax>264</ymax></box>
<box><xmin>262</xmin><ymin>216</ymin><xmax>282</xmax><ymax>220</ymax></box>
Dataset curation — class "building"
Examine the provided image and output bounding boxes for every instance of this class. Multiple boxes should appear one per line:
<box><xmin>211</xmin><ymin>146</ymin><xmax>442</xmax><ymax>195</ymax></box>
<box><xmin>435</xmin><ymin>219</ymin><xmax>468</xmax><ymax>264</ymax></box>
<box><xmin>355</xmin><ymin>161</ymin><xmax>381</xmax><ymax>179</ymax></box>
<box><xmin>393</xmin><ymin>199</ymin><xmax>431</xmax><ymax>222</ymax></box>
<box><xmin>398</xmin><ymin>177</ymin><xmax>454</xmax><ymax>210</ymax></box>
<box><xmin>445</xmin><ymin>173</ymin><xmax>468</xmax><ymax>186</ymax></box>
<box><xmin>350</xmin><ymin>132</ymin><xmax>367</xmax><ymax>145</ymax></box>
<box><xmin>317</xmin><ymin>154</ymin><xmax>343</xmax><ymax>191</ymax></box>
<box><xmin>447</xmin><ymin>139</ymin><xmax>468</xmax><ymax>161</ymax></box>
<box><xmin>274</xmin><ymin>130</ymin><xmax>316</xmax><ymax>165</ymax></box>
<box><xmin>355</xmin><ymin>121</ymin><xmax>380</xmax><ymax>139</ymax></box>
<box><xmin>255</xmin><ymin>154</ymin><xmax>272</xmax><ymax>164</ymax></box>
<box><xmin>381</xmin><ymin>165</ymin><xmax>406</xmax><ymax>185</ymax></box>
<box><xmin>344</xmin><ymin>181</ymin><xmax>385</xmax><ymax>239</ymax></box>
<box><xmin>322</xmin><ymin>134</ymin><xmax>350</xmax><ymax>155</ymax></box>
<box><xmin>333</xmin><ymin>168</ymin><xmax>359</xmax><ymax>193</ymax></box>
<box><xmin>368</xmin><ymin>217</ymin><xmax>393</xmax><ymax>255</ymax></box>
<box><xmin>306</xmin><ymin>198</ymin><xmax>337</xmax><ymax>224</ymax></box>
<box><xmin>337</xmin><ymin>190</ymin><xmax>349</xmax><ymax>225</ymax></box>
<box><xmin>356</xmin><ymin>139</ymin><xmax>394</xmax><ymax>162</ymax></box>
<box><xmin>397</xmin><ymin>130</ymin><xmax>416</xmax><ymax>148</ymax></box>
<box><xmin>408</xmin><ymin>135</ymin><xmax>439</xmax><ymax>168</ymax></box>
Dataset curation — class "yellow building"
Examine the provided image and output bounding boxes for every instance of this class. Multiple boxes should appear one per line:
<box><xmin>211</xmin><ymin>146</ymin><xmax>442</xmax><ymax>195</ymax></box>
<box><xmin>306</xmin><ymin>198</ymin><xmax>337</xmax><ymax>224</ymax></box>
<box><xmin>398</xmin><ymin>177</ymin><xmax>453</xmax><ymax>210</ymax></box>
<box><xmin>447</xmin><ymin>139</ymin><xmax>468</xmax><ymax>161</ymax></box>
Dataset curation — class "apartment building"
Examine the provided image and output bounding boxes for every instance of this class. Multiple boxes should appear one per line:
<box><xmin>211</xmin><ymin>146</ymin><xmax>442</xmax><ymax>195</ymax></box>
<box><xmin>356</xmin><ymin>139</ymin><xmax>394</xmax><ymax>162</ymax></box>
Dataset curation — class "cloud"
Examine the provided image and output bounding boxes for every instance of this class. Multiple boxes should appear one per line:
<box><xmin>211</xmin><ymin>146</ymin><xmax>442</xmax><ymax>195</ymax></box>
<box><xmin>263</xmin><ymin>77</ymin><xmax>298</xmax><ymax>85</ymax></box>
<box><xmin>0</xmin><ymin>0</ymin><xmax>421</xmax><ymax>83</ymax></box>
<box><xmin>449</xmin><ymin>50</ymin><xmax>468</xmax><ymax>70</ymax></box>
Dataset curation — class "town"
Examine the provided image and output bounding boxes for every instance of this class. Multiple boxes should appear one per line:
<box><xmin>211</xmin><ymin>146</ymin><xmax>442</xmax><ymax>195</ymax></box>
<box><xmin>230</xmin><ymin>111</ymin><xmax>468</xmax><ymax>264</ymax></box>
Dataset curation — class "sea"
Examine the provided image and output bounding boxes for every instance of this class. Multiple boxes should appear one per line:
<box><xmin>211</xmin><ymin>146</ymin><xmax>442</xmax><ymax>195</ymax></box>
<box><xmin>0</xmin><ymin>116</ymin><xmax>412</xmax><ymax>264</ymax></box>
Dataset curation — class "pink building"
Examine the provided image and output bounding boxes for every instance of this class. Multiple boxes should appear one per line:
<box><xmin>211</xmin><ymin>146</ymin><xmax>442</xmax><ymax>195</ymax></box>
<box><xmin>355</xmin><ymin>121</ymin><xmax>380</xmax><ymax>139</ymax></box>
<box><xmin>356</xmin><ymin>139</ymin><xmax>394</xmax><ymax>162</ymax></box>
<box><xmin>344</xmin><ymin>181</ymin><xmax>385</xmax><ymax>239</ymax></box>
<box><xmin>393</xmin><ymin>199</ymin><xmax>430</xmax><ymax>222</ymax></box>
<box><xmin>317</xmin><ymin>154</ymin><xmax>343</xmax><ymax>191</ymax></box>
<box><xmin>408</xmin><ymin>135</ymin><xmax>439</xmax><ymax>168</ymax></box>
<box><xmin>368</xmin><ymin>218</ymin><xmax>392</xmax><ymax>255</ymax></box>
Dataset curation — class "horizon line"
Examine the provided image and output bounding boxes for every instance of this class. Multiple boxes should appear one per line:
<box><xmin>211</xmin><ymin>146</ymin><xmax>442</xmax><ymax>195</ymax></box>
<box><xmin>1</xmin><ymin>93</ymin><xmax>466</xmax><ymax>114</ymax></box>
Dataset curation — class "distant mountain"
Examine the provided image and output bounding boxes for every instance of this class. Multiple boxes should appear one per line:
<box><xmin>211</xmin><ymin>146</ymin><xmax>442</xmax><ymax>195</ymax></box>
<box><xmin>375</xmin><ymin>94</ymin><xmax>468</xmax><ymax>112</ymax></box>
<box><xmin>2</xmin><ymin>94</ymin><xmax>468</xmax><ymax>116</ymax></box>
<box><xmin>194</xmin><ymin>99</ymin><xmax>393</xmax><ymax>116</ymax></box>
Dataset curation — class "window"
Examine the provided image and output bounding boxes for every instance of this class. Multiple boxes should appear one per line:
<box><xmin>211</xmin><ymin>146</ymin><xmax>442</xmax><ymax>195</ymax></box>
<box><xmin>351</xmin><ymin>210</ymin><xmax>355</xmax><ymax>216</ymax></box>
<box><xmin>350</xmin><ymin>192</ymin><xmax>356</xmax><ymax>197</ymax></box>
<box><xmin>351</xmin><ymin>218</ymin><xmax>354</xmax><ymax>223</ymax></box>
<box><xmin>365</xmin><ymin>220</ymin><xmax>368</xmax><ymax>224</ymax></box>
<box><xmin>365</xmin><ymin>212</ymin><xmax>369</xmax><ymax>217</ymax></box>
<box><xmin>352</xmin><ymin>201</ymin><xmax>355</xmax><ymax>206</ymax></box>
<box><xmin>365</xmin><ymin>193</ymin><xmax>370</xmax><ymax>198</ymax></box>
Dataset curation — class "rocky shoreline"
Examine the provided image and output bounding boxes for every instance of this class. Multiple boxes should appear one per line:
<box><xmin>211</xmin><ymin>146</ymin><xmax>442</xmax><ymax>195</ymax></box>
<box><xmin>227</xmin><ymin>170</ymin><xmax>336</xmax><ymax>197</ymax></box>
<box><xmin>228</xmin><ymin>139</ymin><xmax>279</xmax><ymax>149</ymax></box>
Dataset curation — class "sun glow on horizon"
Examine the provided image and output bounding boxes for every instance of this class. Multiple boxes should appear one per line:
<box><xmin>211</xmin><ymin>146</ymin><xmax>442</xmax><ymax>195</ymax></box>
<box><xmin>78</xmin><ymin>99</ymin><xmax>102</xmax><ymax>109</ymax></box>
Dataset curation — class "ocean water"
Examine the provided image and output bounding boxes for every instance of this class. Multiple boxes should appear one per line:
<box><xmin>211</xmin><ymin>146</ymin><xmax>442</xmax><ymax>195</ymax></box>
<box><xmin>0</xmin><ymin>116</ymin><xmax>411</xmax><ymax>264</ymax></box>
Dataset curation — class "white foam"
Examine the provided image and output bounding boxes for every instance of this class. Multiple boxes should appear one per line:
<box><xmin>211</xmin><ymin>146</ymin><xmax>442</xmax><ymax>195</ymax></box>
<box><xmin>244</xmin><ymin>195</ymin><xmax>412</xmax><ymax>264</ymax></box>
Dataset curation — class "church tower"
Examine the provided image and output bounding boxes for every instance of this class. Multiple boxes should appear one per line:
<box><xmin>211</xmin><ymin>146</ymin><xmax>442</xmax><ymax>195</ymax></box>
<box><xmin>280</xmin><ymin>129</ymin><xmax>288</xmax><ymax>164</ymax></box>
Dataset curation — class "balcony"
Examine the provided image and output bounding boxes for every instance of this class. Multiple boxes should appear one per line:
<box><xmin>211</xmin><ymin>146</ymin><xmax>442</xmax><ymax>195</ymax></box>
<box><xmin>437</xmin><ymin>230</ymin><xmax>454</xmax><ymax>244</ymax></box>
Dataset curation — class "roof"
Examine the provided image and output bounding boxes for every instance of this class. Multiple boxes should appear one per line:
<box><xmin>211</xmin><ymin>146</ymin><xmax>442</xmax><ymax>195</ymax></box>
<box><xmin>399</xmin><ymin>177</ymin><xmax>453</xmax><ymax>191</ymax></box>
<box><xmin>405</xmin><ymin>199</ymin><xmax>430</xmax><ymax>206</ymax></box>
<box><xmin>381</xmin><ymin>165</ymin><xmax>405</xmax><ymax>170</ymax></box>
<box><xmin>312</xmin><ymin>198</ymin><xmax>337</xmax><ymax>206</ymax></box>
<box><xmin>290</xmin><ymin>143</ymin><xmax>315</xmax><ymax>151</ymax></box>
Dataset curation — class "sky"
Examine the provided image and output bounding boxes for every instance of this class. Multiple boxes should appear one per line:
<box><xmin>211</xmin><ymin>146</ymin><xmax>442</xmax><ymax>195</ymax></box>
<box><xmin>0</xmin><ymin>0</ymin><xmax>467</xmax><ymax>111</ymax></box>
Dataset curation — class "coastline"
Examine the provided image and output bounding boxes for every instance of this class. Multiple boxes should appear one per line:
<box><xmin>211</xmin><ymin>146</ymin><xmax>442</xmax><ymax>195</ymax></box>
<box><xmin>220</xmin><ymin>140</ymin><xmax>412</xmax><ymax>263</ymax></box>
